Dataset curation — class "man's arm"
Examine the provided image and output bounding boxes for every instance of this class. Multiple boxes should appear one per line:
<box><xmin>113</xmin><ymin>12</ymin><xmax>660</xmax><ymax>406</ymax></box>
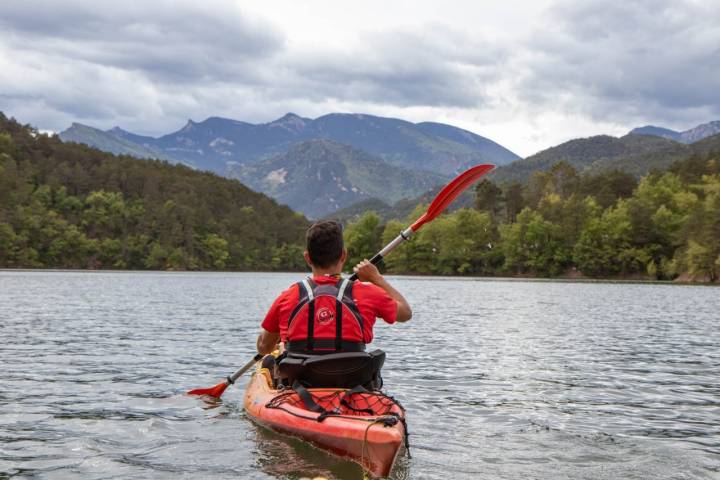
<box><xmin>353</xmin><ymin>259</ymin><xmax>412</xmax><ymax>322</ymax></box>
<box><xmin>257</xmin><ymin>328</ymin><xmax>280</xmax><ymax>355</ymax></box>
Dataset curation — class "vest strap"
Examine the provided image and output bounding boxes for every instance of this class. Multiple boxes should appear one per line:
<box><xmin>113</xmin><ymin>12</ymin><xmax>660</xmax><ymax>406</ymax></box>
<box><xmin>303</xmin><ymin>278</ymin><xmax>316</xmax><ymax>352</ymax></box>
<box><xmin>334</xmin><ymin>279</ymin><xmax>349</xmax><ymax>351</ymax></box>
<box><xmin>287</xmin><ymin>339</ymin><xmax>366</xmax><ymax>353</ymax></box>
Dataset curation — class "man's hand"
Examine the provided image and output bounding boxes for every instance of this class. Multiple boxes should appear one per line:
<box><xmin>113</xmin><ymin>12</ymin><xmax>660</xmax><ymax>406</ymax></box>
<box><xmin>353</xmin><ymin>259</ymin><xmax>383</xmax><ymax>284</ymax></box>
<box><xmin>256</xmin><ymin>328</ymin><xmax>280</xmax><ymax>355</ymax></box>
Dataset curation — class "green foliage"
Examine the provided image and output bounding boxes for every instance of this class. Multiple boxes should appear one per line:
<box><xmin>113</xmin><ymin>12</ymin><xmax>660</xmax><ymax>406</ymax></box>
<box><xmin>500</xmin><ymin>208</ymin><xmax>568</xmax><ymax>276</ymax></box>
<box><xmin>0</xmin><ymin>112</ymin><xmax>308</xmax><ymax>271</ymax></box>
<box><xmin>474</xmin><ymin>179</ymin><xmax>503</xmax><ymax>219</ymax></box>
<box><xmin>345</xmin><ymin>211</ymin><xmax>383</xmax><ymax>267</ymax></box>
<box><xmin>2</xmin><ymin>111</ymin><xmax>719</xmax><ymax>281</ymax></box>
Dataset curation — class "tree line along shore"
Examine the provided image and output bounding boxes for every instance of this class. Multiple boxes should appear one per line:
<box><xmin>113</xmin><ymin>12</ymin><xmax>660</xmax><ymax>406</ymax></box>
<box><xmin>1</xmin><ymin>113</ymin><xmax>718</xmax><ymax>282</ymax></box>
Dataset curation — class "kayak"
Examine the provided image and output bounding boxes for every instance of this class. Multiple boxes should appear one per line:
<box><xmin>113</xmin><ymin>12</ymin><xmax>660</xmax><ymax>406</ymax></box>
<box><xmin>243</xmin><ymin>365</ymin><xmax>407</xmax><ymax>477</ymax></box>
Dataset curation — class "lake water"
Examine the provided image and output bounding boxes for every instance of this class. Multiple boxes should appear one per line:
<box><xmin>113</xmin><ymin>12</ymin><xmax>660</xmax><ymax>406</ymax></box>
<box><xmin>1</xmin><ymin>271</ymin><xmax>719</xmax><ymax>479</ymax></box>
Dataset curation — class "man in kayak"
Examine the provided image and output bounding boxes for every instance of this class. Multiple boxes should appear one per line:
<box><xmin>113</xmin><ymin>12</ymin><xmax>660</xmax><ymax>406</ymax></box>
<box><xmin>256</xmin><ymin>220</ymin><xmax>411</xmax><ymax>384</ymax></box>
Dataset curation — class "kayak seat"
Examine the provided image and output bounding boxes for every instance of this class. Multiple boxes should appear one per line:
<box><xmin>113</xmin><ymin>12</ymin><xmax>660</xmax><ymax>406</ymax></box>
<box><xmin>277</xmin><ymin>349</ymin><xmax>385</xmax><ymax>390</ymax></box>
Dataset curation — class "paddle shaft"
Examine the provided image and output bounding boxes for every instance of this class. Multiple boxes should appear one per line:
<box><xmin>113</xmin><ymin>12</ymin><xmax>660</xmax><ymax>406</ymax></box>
<box><xmin>348</xmin><ymin>227</ymin><xmax>413</xmax><ymax>281</ymax></box>
<box><xmin>228</xmin><ymin>353</ymin><xmax>263</xmax><ymax>384</ymax></box>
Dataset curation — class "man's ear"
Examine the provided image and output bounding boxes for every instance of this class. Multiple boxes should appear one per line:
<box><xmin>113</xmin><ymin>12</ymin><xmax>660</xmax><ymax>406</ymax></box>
<box><xmin>303</xmin><ymin>250</ymin><xmax>313</xmax><ymax>267</ymax></box>
<box><xmin>340</xmin><ymin>248</ymin><xmax>348</xmax><ymax>263</ymax></box>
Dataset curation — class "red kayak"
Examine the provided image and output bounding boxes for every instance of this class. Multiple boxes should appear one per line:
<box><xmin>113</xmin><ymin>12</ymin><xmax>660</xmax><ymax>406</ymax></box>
<box><xmin>244</xmin><ymin>366</ymin><xmax>407</xmax><ymax>477</ymax></box>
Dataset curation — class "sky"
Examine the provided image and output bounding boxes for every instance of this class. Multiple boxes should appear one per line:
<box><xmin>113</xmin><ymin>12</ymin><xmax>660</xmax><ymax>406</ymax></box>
<box><xmin>1</xmin><ymin>0</ymin><xmax>719</xmax><ymax>157</ymax></box>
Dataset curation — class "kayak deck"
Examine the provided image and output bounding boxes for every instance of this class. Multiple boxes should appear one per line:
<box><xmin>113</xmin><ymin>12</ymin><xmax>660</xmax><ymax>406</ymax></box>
<box><xmin>244</xmin><ymin>366</ymin><xmax>407</xmax><ymax>477</ymax></box>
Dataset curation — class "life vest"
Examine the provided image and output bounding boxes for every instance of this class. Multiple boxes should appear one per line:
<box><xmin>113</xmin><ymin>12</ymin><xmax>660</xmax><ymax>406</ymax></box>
<box><xmin>285</xmin><ymin>278</ymin><xmax>366</xmax><ymax>353</ymax></box>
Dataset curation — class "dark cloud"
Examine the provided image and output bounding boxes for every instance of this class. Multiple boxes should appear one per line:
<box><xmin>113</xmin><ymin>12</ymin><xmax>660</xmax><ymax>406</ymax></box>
<box><xmin>521</xmin><ymin>0</ymin><xmax>720</xmax><ymax>125</ymax></box>
<box><xmin>284</xmin><ymin>26</ymin><xmax>505</xmax><ymax>108</ymax></box>
<box><xmin>0</xmin><ymin>2</ymin><xmax>508</xmax><ymax>133</ymax></box>
<box><xmin>1</xmin><ymin>0</ymin><xmax>718</xmax><ymax>146</ymax></box>
<box><xmin>0</xmin><ymin>0</ymin><xmax>284</xmax><ymax>83</ymax></box>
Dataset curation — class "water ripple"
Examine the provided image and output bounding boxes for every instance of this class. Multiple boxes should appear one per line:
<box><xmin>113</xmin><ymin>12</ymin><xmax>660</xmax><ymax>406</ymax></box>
<box><xmin>1</xmin><ymin>271</ymin><xmax>719</xmax><ymax>479</ymax></box>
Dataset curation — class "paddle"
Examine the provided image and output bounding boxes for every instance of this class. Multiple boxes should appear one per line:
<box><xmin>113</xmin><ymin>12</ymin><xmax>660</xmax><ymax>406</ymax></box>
<box><xmin>188</xmin><ymin>353</ymin><xmax>263</xmax><ymax>398</ymax></box>
<box><xmin>189</xmin><ymin>163</ymin><xmax>494</xmax><ymax>398</ymax></box>
<box><xmin>349</xmin><ymin>163</ymin><xmax>495</xmax><ymax>280</ymax></box>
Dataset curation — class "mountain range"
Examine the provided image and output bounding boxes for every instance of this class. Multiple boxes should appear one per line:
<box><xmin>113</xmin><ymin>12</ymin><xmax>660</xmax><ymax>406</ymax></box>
<box><xmin>485</xmin><ymin>119</ymin><xmax>720</xmax><ymax>185</ymax></box>
<box><xmin>629</xmin><ymin>120</ymin><xmax>720</xmax><ymax>144</ymax></box>
<box><xmin>59</xmin><ymin>113</ymin><xmax>720</xmax><ymax>220</ymax></box>
<box><xmin>488</xmin><ymin>133</ymin><xmax>692</xmax><ymax>185</ymax></box>
<box><xmin>59</xmin><ymin>112</ymin><xmax>519</xmax><ymax>218</ymax></box>
<box><xmin>59</xmin><ymin>113</ymin><xmax>519</xmax><ymax>176</ymax></box>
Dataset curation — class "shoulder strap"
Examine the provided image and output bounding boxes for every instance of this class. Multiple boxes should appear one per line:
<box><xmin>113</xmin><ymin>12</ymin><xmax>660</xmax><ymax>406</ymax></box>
<box><xmin>334</xmin><ymin>279</ymin><xmax>350</xmax><ymax>351</ymax></box>
<box><xmin>340</xmin><ymin>279</ymin><xmax>364</xmax><ymax>339</ymax></box>
<box><xmin>303</xmin><ymin>278</ymin><xmax>316</xmax><ymax>352</ymax></box>
<box><xmin>287</xmin><ymin>281</ymin><xmax>310</xmax><ymax>328</ymax></box>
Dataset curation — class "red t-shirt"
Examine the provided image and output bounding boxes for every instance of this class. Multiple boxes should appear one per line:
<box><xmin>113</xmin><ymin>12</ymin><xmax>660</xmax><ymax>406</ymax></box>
<box><xmin>261</xmin><ymin>276</ymin><xmax>397</xmax><ymax>344</ymax></box>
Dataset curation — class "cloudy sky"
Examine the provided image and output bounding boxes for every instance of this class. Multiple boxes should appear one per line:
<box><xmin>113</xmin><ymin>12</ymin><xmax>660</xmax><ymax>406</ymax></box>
<box><xmin>1</xmin><ymin>0</ymin><xmax>718</xmax><ymax>156</ymax></box>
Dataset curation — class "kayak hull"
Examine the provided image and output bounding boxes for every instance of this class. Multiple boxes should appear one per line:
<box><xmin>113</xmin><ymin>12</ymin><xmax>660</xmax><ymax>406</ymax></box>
<box><xmin>243</xmin><ymin>367</ymin><xmax>405</xmax><ymax>477</ymax></box>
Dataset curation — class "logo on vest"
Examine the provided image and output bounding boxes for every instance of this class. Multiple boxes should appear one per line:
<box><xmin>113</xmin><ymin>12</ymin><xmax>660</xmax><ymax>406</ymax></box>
<box><xmin>316</xmin><ymin>307</ymin><xmax>335</xmax><ymax>325</ymax></box>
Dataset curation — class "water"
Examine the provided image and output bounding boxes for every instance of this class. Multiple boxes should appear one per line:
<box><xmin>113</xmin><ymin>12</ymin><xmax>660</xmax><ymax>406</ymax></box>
<box><xmin>1</xmin><ymin>271</ymin><xmax>718</xmax><ymax>479</ymax></box>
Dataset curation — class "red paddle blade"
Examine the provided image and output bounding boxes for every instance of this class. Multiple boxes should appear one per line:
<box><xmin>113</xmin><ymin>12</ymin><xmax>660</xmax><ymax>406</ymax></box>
<box><xmin>410</xmin><ymin>163</ymin><xmax>495</xmax><ymax>231</ymax></box>
<box><xmin>187</xmin><ymin>381</ymin><xmax>229</xmax><ymax>398</ymax></box>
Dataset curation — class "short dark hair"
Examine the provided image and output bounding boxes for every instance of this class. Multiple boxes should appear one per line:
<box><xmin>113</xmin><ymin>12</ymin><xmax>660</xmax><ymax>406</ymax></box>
<box><xmin>306</xmin><ymin>220</ymin><xmax>344</xmax><ymax>268</ymax></box>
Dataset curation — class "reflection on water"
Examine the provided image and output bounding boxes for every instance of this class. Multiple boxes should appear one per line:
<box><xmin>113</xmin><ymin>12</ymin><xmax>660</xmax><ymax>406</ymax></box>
<box><xmin>1</xmin><ymin>271</ymin><xmax>719</xmax><ymax>479</ymax></box>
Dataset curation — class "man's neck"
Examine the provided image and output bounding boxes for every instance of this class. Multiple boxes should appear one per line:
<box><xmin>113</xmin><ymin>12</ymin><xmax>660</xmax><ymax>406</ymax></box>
<box><xmin>311</xmin><ymin>265</ymin><xmax>343</xmax><ymax>278</ymax></box>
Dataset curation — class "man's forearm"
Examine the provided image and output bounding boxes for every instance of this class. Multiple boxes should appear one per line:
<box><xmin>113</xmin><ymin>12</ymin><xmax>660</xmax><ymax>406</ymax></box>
<box><xmin>257</xmin><ymin>329</ymin><xmax>280</xmax><ymax>355</ymax></box>
<box><xmin>372</xmin><ymin>276</ymin><xmax>412</xmax><ymax>322</ymax></box>
<box><xmin>373</xmin><ymin>276</ymin><xmax>406</xmax><ymax>304</ymax></box>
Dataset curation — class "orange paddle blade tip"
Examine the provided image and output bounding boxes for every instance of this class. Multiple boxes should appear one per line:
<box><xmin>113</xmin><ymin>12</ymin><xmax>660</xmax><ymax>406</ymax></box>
<box><xmin>187</xmin><ymin>381</ymin><xmax>229</xmax><ymax>398</ymax></box>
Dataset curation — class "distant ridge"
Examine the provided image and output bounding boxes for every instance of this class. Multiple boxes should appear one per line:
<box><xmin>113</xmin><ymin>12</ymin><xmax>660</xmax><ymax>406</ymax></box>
<box><xmin>59</xmin><ymin>112</ymin><xmax>521</xmax><ymax>177</ymax></box>
<box><xmin>233</xmin><ymin>139</ymin><xmax>448</xmax><ymax>218</ymax></box>
<box><xmin>629</xmin><ymin>120</ymin><xmax>720</xmax><ymax>144</ymax></box>
<box><xmin>489</xmin><ymin>134</ymin><xmax>691</xmax><ymax>184</ymax></box>
<box><xmin>60</xmin><ymin>123</ymin><xmax>171</xmax><ymax>161</ymax></box>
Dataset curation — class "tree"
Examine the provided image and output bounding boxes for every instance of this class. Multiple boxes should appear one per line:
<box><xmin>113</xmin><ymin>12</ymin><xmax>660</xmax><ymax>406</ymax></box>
<box><xmin>201</xmin><ymin>233</ymin><xmax>230</xmax><ymax>269</ymax></box>
<box><xmin>500</xmin><ymin>208</ymin><xmax>568</xmax><ymax>276</ymax></box>
<box><xmin>503</xmin><ymin>182</ymin><xmax>525</xmax><ymax>223</ymax></box>
<box><xmin>345</xmin><ymin>212</ymin><xmax>382</xmax><ymax>267</ymax></box>
<box><xmin>475</xmin><ymin>179</ymin><xmax>503</xmax><ymax>220</ymax></box>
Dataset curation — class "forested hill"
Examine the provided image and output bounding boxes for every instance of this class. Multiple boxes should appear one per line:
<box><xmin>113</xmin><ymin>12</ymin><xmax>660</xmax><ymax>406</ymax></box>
<box><xmin>233</xmin><ymin>140</ymin><xmax>448</xmax><ymax>218</ymax></box>
<box><xmin>0</xmin><ymin>113</ymin><xmax>309</xmax><ymax>270</ymax></box>
<box><xmin>490</xmin><ymin>134</ymin><xmax>692</xmax><ymax>185</ymax></box>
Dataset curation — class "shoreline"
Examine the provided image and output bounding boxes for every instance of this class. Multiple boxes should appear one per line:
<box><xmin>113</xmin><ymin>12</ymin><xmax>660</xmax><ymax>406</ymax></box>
<box><xmin>1</xmin><ymin>267</ymin><xmax>717</xmax><ymax>286</ymax></box>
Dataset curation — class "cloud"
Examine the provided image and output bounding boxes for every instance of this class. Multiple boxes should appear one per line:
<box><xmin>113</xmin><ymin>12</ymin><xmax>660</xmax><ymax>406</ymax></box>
<box><xmin>520</xmin><ymin>0</ymin><xmax>720</xmax><ymax>127</ymax></box>
<box><xmin>0</xmin><ymin>1</ymin><xmax>283</xmax><ymax>84</ymax></box>
<box><xmin>0</xmin><ymin>0</ymin><xmax>718</xmax><ymax>155</ymax></box>
<box><xmin>282</xmin><ymin>25</ymin><xmax>507</xmax><ymax>108</ymax></box>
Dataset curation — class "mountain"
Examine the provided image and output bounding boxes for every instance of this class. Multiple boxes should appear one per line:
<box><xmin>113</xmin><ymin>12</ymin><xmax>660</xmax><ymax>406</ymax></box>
<box><xmin>489</xmin><ymin>134</ymin><xmax>692</xmax><ymax>184</ymax></box>
<box><xmin>305</xmin><ymin>113</ymin><xmax>519</xmax><ymax>174</ymax></box>
<box><xmin>59</xmin><ymin>113</ymin><xmax>520</xmax><ymax>177</ymax></box>
<box><xmin>689</xmin><ymin>132</ymin><xmax>720</xmax><ymax>156</ymax></box>
<box><xmin>0</xmin><ymin>111</ymin><xmax>308</xmax><ymax>271</ymax></box>
<box><xmin>59</xmin><ymin>123</ymin><xmax>171</xmax><ymax>161</ymax></box>
<box><xmin>629</xmin><ymin>120</ymin><xmax>720</xmax><ymax>144</ymax></box>
<box><xmin>629</xmin><ymin>125</ymin><xmax>681</xmax><ymax>141</ymax></box>
<box><xmin>232</xmin><ymin>140</ymin><xmax>448</xmax><ymax>218</ymax></box>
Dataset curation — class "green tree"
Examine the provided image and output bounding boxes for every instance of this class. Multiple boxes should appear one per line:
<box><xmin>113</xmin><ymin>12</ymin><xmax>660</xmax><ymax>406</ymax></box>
<box><xmin>201</xmin><ymin>233</ymin><xmax>230</xmax><ymax>269</ymax></box>
<box><xmin>475</xmin><ymin>179</ymin><xmax>503</xmax><ymax>220</ymax></box>
<box><xmin>345</xmin><ymin>211</ymin><xmax>382</xmax><ymax>267</ymax></box>
<box><xmin>500</xmin><ymin>208</ymin><xmax>568</xmax><ymax>276</ymax></box>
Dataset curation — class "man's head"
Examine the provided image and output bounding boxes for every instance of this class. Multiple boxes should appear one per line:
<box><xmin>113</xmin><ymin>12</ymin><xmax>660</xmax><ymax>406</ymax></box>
<box><xmin>305</xmin><ymin>220</ymin><xmax>346</xmax><ymax>270</ymax></box>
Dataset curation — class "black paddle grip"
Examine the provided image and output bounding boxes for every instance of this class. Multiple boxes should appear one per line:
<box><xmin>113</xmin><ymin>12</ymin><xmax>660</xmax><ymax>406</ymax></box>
<box><xmin>348</xmin><ymin>253</ymin><xmax>384</xmax><ymax>281</ymax></box>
